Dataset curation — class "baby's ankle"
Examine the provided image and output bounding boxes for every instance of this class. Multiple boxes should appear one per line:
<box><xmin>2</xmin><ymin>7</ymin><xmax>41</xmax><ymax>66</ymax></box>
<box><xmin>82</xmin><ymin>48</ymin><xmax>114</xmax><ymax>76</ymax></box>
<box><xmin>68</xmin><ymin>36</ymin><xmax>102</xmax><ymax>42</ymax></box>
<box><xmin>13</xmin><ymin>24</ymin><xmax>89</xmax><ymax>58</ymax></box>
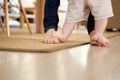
<box><xmin>93</xmin><ymin>30</ymin><xmax>104</xmax><ymax>36</ymax></box>
<box><xmin>60</xmin><ymin>34</ymin><xmax>68</xmax><ymax>42</ymax></box>
<box><xmin>96</xmin><ymin>32</ymin><xmax>104</xmax><ymax>36</ymax></box>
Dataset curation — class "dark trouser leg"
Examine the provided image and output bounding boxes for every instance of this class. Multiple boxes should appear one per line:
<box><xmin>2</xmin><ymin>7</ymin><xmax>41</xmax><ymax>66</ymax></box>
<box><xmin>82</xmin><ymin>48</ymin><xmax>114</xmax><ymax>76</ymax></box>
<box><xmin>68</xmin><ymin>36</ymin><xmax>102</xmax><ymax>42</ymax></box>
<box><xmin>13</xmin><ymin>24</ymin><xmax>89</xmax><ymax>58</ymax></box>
<box><xmin>44</xmin><ymin>0</ymin><xmax>60</xmax><ymax>33</ymax></box>
<box><xmin>87</xmin><ymin>12</ymin><xmax>95</xmax><ymax>35</ymax></box>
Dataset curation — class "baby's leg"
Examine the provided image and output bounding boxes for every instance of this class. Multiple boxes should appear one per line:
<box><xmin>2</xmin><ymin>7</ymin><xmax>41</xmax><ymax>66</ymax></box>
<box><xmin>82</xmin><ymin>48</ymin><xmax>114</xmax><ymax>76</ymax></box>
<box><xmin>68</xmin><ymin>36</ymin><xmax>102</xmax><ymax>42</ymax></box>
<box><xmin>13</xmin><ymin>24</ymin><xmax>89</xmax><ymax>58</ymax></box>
<box><xmin>90</xmin><ymin>19</ymin><xmax>110</xmax><ymax>47</ymax></box>
<box><xmin>52</xmin><ymin>22</ymin><xmax>77</xmax><ymax>43</ymax></box>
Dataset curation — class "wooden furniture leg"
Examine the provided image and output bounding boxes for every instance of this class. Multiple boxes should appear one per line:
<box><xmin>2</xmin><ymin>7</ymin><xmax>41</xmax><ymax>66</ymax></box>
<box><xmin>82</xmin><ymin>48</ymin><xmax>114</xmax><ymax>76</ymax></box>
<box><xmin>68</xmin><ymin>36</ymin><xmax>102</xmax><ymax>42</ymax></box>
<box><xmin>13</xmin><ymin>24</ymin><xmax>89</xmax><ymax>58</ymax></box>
<box><xmin>0</xmin><ymin>19</ymin><xmax>4</xmax><ymax>32</ymax></box>
<box><xmin>36</xmin><ymin>0</ymin><xmax>45</xmax><ymax>33</ymax></box>
<box><xmin>4</xmin><ymin>0</ymin><xmax>10</xmax><ymax>36</ymax></box>
<box><xmin>20</xmin><ymin>7</ymin><xmax>36</xmax><ymax>29</ymax></box>
<box><xmin>20</xmin><ymin>11</ymin><xmax>24</xmax><ymax>28</ymax></box>
<box><xmin>18</xmin><ymin>0</ymin><xmax>32</xmax><ymax>34</ymax></box>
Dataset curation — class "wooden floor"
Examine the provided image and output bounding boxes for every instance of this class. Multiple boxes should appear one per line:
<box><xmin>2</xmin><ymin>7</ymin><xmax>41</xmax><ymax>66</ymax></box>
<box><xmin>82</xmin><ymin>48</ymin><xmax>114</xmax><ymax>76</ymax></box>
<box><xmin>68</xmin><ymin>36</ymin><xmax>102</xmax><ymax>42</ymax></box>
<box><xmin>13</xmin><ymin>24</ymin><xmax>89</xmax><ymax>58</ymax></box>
<box><xmin>0</xmin><ymin>34</ymin><xmax>120</xmax><ymax>80</ymax></box>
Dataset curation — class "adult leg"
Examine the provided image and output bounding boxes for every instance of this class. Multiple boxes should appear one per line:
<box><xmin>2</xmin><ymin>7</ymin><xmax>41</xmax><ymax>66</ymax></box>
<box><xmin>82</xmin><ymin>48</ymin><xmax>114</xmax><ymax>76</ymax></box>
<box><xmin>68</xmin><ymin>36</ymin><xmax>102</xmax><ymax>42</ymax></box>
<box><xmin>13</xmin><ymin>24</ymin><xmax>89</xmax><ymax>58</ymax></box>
<box><xmin>44</xmin><ymin>0</ymin><xmax>60</xmax><ymax>33</ymax></box>
<box><xmin>43</xmin><ymin>0</ymin><xmax>60</xmax><ymax>43</ymax></box>
<box><xmin>87</xmin><ymin>12</ymin><xmax>95</xmax><ymax>35</ymax></box>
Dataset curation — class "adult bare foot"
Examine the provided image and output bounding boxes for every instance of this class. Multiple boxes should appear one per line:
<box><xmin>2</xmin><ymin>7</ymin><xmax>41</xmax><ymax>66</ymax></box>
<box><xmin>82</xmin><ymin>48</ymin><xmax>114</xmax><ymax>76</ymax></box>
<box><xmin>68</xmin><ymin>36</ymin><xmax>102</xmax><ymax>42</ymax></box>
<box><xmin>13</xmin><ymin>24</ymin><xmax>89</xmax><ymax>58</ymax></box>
<box><xmin>42</xmin><ymin>29</ymin><xmax>60</xmax><ymax>44</ymax></box>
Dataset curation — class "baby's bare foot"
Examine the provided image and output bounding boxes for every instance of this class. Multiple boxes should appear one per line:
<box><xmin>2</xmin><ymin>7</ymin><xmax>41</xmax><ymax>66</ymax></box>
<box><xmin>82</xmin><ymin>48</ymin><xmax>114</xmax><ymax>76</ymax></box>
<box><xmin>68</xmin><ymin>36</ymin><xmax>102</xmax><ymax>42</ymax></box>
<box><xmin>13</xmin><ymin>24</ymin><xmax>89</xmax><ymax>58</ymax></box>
<box><xmin>90</xmin><ymin>31</ymin><xmax>110</xmax><ymax>47</ymax></box>
<box><xmin>52</xmin><ymin>32</ymin><xmax>67</xmax><ymax>43</ymax></box>
<box><xmin>96</xmin><ymin>34</ymin><xmax>110</xmax><ymax>47</ymax></box>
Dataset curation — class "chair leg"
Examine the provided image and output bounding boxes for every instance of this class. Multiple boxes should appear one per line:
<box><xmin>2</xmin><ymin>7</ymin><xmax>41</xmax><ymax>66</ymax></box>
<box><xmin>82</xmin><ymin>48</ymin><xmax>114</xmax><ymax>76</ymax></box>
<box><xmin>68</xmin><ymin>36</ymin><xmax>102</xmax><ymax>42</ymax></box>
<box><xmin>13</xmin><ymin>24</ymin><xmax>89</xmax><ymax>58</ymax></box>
<box><xmin>35</xmin><ymin>0</ymin><xmax>45</xmax><ymax>33</ymax></box>
<box><xmin>0</xmin><ymin>19</ymin><xmax>5</xmax><ymax>32</ymax></box>
<box><xmin>4</xmin><ymin>0</ymin><xmax>10</xmax><ymax>36</ymax></box>
<box><xmin>18</xmin><ymin>0</ymin><xmax>32</xmax><ymax>34</ymax></box>
<box><xmin>20</xmin><ymin>11</ymin><xmax>24</xmax><ymax>28</ymax></box>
